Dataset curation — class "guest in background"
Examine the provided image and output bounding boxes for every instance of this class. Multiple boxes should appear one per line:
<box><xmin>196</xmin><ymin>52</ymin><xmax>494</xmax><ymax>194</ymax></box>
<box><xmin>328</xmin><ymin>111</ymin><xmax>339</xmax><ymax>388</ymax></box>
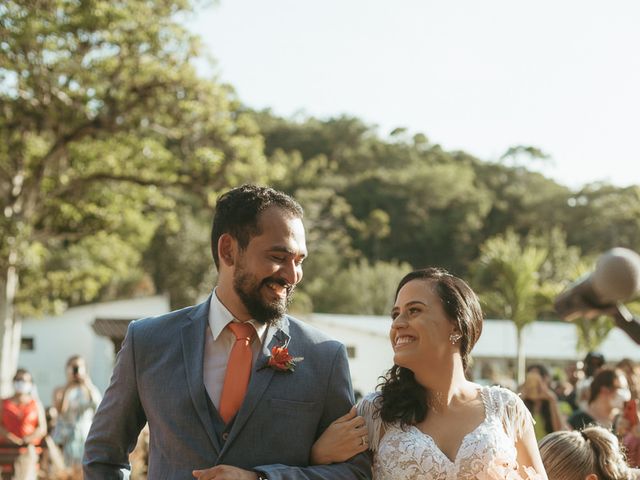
<box><xmin>561</xmin><ymin>361</ymin><xmax>584</xmax><ymax>413</ymax></box>
<box><xmin>568</xmin><ymin>367</ymin><xmax>629</xmax><ymax>431</ymax></box>
<box><xmin>0</xmin><ymin>368</ymin><xmax>47</xmax><ymax>480</ymax></box>
<box><xmin>575</xmin><ymin>352</ymin><xmax>605</xmax><ymax>412</ymax></box>
<box><xmin>540</xmin><ymin>426</ymin><xmax>640</xmax><ymax>480</ymax></box>
<box><xmin>617</xmin><ymin>358</ymin><xmax>640</xmax><ymax>400</ymax></box>
<box><xmin>520</xmin><ymin>364</ymin><xmax>567</xmax><ymax>440</ymax></box>
<box><xmin>52</xmin><ymin>355</ymin><xmax>101</xmax><ymax>469</ymax></box>
<box><xmin>615</xmin><ymin>398</ymin><xmax>640</xmax><ymax>468</ymax></box>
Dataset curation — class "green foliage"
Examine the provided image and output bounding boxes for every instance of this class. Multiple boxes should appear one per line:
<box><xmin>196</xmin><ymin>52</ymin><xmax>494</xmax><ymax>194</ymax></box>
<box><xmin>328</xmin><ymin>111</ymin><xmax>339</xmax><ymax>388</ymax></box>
<box><xmin>574</xmin><ymin>315</ymin><xmax>615</xmax><ymax>353</ymax></box>
<box><xmin>565</xmin><ymin>185</ymin><xmax>640</xmax><ymax>254</ymax></box>
<box><xmin>471</xmin><ymin>229</ymin><xmax>560</xmax><ymax>383</ymax></box>
<box><xmin>471</xmin><ymin>230</ymin><xmax>552</xmax><ymax>327</ymax></box>
<box><xmin>303</xmin><ymin>258</ymin><xmax>411</xmax><ymax>315</ymax></box>
<box><xmin>143</xmin><ymin>209</ymin><xmax>214</xmax><ymax>310</ymax></box>
<box><xmin>0</xmin><ymin>0</ymin><xmax>268</xmax><ymax>316</ymax></box>
<box><xmin>2</xmin><ymin>0</ymin><xmax>640</xmax><ymax>336</ymax></box>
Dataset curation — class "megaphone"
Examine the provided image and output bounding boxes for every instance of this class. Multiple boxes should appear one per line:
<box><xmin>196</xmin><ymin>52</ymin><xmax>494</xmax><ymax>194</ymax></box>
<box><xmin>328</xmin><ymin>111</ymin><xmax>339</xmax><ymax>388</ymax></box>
<box><xmin>554</xmin><ymin>247</ymin><xmax>640</xmax><ymax>321</ymax></box>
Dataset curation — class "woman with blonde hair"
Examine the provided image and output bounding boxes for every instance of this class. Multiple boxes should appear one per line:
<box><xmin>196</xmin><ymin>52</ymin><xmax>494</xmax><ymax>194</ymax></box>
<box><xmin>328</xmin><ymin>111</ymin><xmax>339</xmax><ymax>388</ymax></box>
<box><xmin>539</xmin><ymin>426</ymin><xmax>640</xmax><ymax>480</ymax></box>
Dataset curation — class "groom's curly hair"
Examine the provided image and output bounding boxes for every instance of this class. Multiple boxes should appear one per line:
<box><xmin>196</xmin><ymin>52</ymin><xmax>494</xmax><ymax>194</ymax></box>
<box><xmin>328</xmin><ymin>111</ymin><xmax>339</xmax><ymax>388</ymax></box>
<box><xmin>377</xmin><ymin>267</ymin><xmax>483</xmax><ymax>427</ymax></box>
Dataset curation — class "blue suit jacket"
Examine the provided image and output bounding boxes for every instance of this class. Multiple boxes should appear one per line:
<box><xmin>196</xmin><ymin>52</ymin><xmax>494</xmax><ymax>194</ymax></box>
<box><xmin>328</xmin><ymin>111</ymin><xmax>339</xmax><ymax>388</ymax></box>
<box><xmin>83</xmin><ymin>296</ymin><xmax>371</xmax><ymax>479</ymax></box>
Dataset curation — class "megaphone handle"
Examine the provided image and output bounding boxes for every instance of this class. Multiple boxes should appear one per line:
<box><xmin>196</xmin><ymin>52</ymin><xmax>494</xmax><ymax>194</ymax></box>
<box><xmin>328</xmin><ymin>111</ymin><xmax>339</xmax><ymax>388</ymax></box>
<box><xmin>616</xmin><ymin>303</ymin><xmax>634</xmax><ymax>322</ymax></box>
<box><xmin>613</xmin><ymin>303</ymin><xmax>640</xmax><ymax>345</ymax></box>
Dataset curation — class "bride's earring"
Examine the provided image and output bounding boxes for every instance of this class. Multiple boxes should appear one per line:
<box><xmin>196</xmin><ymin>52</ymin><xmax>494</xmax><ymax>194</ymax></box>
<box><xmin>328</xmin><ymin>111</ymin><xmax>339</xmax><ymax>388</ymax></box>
<box><xmin>449</xmin><ymin>332</ymin><xmax>462</xmax><ymax>344</ymax></box>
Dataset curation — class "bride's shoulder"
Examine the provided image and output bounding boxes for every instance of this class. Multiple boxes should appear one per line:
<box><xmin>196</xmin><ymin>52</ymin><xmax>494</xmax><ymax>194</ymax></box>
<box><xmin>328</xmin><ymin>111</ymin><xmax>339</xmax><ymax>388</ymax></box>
<box><xmin>357</xmin><ymin>392</ymin><xmax>386</xmax><ymax>451</ymax></box>
<box><xmin>481</xmin><ymin>384</ymin><xmax>530</xmax><ymax>416</ymax></box>
<box><xmin>485</xmin><ymin>384</ymin><xmax>523</xmax><ymax>404</ymax></box>
<box><xmin>484</xmin><ymin>385</ymin><xmax>533</xmax><ymax>440</ymax></box>
<box><xmin>485</xmin><ymin>385</ymin><xmax>520</xmax><ymax>400</ymax></box>
<box><xmin>357</xmin><ymin>391</ymin><xmax>382</xmax><ymax>415</ymax></box>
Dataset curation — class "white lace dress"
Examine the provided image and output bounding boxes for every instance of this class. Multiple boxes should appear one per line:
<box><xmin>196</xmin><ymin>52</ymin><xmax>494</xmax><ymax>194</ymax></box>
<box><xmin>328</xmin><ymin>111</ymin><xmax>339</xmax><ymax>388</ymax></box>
<box><xmin>357</xmin><ymin>386</ymin><xmax>533</xmax><ymax>480</ymax></box>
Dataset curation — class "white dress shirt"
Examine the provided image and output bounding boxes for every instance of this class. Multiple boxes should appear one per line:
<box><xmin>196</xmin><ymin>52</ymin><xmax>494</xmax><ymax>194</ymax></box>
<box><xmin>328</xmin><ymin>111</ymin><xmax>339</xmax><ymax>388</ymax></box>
<box><xmin>203</xmin><ymin>289</ymin><xmax>268</xmax><ymax>409</ymax></box>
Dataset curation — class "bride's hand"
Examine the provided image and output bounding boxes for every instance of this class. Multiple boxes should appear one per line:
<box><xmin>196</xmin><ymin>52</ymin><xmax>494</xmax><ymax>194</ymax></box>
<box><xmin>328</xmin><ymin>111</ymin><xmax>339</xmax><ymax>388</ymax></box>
<box><xmin>310</xmin><ymin>406</ymin><xmax>369</xmax><ymax>465</ymax></box>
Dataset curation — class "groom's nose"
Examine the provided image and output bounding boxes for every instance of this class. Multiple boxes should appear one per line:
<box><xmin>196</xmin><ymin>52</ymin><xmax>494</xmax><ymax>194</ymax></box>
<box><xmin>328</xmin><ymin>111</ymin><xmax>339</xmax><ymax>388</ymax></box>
<box><xmin>279</xmin><ymin>259</ymin><xmax>302</xmax><ymax>286</ymax></box>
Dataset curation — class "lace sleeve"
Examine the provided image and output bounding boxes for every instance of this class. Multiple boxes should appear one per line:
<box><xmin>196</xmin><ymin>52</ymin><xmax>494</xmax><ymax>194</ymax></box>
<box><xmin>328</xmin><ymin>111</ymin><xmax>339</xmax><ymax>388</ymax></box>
<box><xmin>357</xmin><ymin>391</ymin><xmax>385</xmax><ymax>452</ymax></box>
<box><xmin>493</xmin><ymin>386</ymin><xmax>535</xmax><ymax>442</ymax></box>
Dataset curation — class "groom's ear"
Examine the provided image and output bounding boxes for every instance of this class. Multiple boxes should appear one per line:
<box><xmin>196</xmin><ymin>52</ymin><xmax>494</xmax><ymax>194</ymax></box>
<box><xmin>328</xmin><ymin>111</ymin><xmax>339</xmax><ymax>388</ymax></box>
<box><xmin>218</xmin><ymin>234</ymin><xmax>237</xmax><ymax>267</ymax></box>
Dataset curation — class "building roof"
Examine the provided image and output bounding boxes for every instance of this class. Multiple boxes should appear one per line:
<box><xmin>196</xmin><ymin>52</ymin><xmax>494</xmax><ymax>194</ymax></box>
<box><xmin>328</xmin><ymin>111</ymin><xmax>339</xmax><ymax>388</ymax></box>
<box><xmin>91</xmin><ymin>318</ymin><xmax>133</xmax><ymax>339</ymax></box>
<box><xmin>306</xmin><ymin>313</ymin><xmax>640</xmax><ymax>362</ymax></box>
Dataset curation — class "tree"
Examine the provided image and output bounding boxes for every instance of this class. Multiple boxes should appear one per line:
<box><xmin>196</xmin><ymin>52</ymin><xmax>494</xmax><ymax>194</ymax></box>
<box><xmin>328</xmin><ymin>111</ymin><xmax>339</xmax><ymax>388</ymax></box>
<box><xmin>471</xmin><ymin>230</ymin><xmax>556</xmax><ymax>384</ymax></box>
<box><xmin>0</xmin><ymin>0</ymin><xmax>268</xmax><ymax>393</ymax></box>
<box><xmin>564</xmin><ymin>184</ymin><xmax>640</xmax><ymax>254</ymax></box>
<box><xmin>307</xmin><ymin>258</ymin><xmax>410</xmax><ymax>315</ymax></box>
<box><xmin>143</xmin><ymin>208</ymin><xmax>214</xmax><ymax>310</ymax></box>
<box><xmin>574</xmin><ymin>315</ymin><xmax>615</xmax><ymax>353</ymax></box>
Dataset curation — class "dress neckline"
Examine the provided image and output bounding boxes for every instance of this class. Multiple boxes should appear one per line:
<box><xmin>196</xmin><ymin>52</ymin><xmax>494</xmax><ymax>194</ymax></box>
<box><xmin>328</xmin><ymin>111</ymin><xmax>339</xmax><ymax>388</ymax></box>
<box><xmin>410</xmin><ymin>385</ymin><xmax>490</xmax><ymax>464</ymax></box>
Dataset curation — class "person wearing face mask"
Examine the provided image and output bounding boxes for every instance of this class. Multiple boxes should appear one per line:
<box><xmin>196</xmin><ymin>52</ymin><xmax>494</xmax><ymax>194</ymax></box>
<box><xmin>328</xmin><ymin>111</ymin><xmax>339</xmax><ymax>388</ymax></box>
<box><xmin>0</xmin><ymin>369</ymin><xmax>47</xmax><ymax>480</ymax></box>
<box><xmin>51</xmin><ymin>355</ymin><xmax>102</xmax><ymax>471</ymax></box>
<box><xmin>568</xmin><ymin>368</ymin><xmax>631</xmax><ymax>431</ymax></box>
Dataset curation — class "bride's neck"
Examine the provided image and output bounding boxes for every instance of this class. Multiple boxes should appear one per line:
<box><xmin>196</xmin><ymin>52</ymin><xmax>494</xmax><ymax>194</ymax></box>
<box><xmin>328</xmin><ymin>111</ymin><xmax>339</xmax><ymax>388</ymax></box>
<box><xmin>413</xmin><ymin>356</ymin><xmax>469</xmax><ymax>407</ymax></box>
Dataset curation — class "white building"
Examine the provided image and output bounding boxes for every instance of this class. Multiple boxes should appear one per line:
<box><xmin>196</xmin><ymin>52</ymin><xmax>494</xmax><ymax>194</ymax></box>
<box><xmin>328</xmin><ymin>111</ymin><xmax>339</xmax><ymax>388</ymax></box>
<box><xmin>17</xmin><ymin>299</ymin><xmax>640</xmax><ymax>406</ymax></box>
<box><xmin>17</xmin><ymin>295</ymin><xmax>169</xmax><ymax>406</ymax></box>
<box><xmin>304</xmin><ymin>313</ymin><xmax>640</xmax><ymax>395</ymax></box>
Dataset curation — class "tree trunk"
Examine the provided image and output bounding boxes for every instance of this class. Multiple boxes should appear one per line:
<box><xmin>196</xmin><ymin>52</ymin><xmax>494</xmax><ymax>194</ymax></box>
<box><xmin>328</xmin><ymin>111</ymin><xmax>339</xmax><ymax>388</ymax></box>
<box><xmin>516</xmin><ymin>325</ymin><xmax>526</xmax><ymax>386</ymax></box>
<box><xmin>0</xmin><ymin>253</ymin><xmax>21</xmax><ymax>397</ymax></box>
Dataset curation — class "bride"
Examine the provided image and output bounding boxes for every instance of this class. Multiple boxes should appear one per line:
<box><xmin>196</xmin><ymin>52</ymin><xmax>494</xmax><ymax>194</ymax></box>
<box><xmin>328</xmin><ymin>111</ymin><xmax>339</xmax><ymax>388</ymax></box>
<box><xmin>311</xmin><ymin>267</ymin><xmax>547</xmax><ymax>479</ymax></box>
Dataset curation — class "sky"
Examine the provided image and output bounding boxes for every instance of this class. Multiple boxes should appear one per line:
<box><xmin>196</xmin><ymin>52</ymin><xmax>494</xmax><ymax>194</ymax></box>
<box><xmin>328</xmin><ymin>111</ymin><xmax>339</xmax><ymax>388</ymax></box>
<box><xmin>188</xmin><ymin>0</ymin><xmax>640</xmax><ymax>190</ymax></box>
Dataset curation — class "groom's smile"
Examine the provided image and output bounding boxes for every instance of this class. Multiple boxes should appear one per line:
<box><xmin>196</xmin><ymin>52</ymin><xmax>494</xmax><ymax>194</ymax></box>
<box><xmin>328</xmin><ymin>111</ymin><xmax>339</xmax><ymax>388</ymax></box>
<box><xmin>228</xmin><ymin>205</ymin><xmax>307</xmax><ymax>325</ymax></box>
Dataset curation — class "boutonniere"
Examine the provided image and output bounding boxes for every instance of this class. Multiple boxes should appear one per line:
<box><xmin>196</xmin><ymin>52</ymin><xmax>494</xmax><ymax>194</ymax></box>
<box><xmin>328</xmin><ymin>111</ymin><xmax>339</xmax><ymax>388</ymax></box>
<box><xmin>259</xmin><ymin>342</ymin><xmax>304</xmax><ymax>373</ymax></box>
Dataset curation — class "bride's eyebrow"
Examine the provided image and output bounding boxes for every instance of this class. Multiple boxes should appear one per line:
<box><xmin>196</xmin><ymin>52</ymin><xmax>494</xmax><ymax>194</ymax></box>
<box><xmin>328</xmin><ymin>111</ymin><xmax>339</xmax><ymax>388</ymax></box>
<box><xmin>405</xmin><ymin>301</ymin><xmax>427</xmax><ymax>307</ymax></box>
<box><xmin>391</xmin><ymin>301</ymin><xmax>427</xmax><ymax>315</ymax></box>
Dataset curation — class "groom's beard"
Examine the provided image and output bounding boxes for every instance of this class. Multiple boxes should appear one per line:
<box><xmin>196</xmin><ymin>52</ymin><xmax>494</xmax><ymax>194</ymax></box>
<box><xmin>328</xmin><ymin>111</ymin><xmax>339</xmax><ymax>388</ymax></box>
<box><xmin>233</xmin><ymin>264</ymin><xmax>294</xmax><ymax>326</ymax></box>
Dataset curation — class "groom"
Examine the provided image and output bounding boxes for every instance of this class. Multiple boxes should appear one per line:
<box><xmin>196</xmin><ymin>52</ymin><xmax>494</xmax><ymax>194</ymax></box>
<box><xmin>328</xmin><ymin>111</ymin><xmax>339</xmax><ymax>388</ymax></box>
<box><xmin>83</xmin><ymin>185</ymin><xmax>371</xmax><ymax>479</ymax></box>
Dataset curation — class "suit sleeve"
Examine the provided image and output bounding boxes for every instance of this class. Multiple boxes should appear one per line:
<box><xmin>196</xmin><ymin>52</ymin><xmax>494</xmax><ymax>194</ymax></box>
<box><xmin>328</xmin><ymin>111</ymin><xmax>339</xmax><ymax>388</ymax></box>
<box><xmin>254</xmin><ymin>343</ymin><xmax>372</xmax><ymax>480</ymax></box>
<box><xmin>83</xmin><ymin>321</ymin><xmax>147</xmax><ymax>479</ymax></box>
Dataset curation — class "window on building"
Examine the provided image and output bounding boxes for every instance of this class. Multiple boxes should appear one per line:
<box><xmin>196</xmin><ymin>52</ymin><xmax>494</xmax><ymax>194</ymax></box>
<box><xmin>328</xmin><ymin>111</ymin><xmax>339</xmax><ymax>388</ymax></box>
<box><xmin>20</xmin><ymin>337</ymin><xmax>35</xmax><ymax>351</ymax></box>
<box><xmin>346</xmin><ymin>345</ymin><xmax>356</xmax><ymax>358</ymax></box>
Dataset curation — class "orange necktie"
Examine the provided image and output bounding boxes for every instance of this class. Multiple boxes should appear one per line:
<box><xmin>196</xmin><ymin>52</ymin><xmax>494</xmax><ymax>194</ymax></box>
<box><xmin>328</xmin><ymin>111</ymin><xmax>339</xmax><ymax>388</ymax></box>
<box><xmin>219</xmin><ymin>322</ymin><xmax>256</xmax><ymax>423</ymax></box>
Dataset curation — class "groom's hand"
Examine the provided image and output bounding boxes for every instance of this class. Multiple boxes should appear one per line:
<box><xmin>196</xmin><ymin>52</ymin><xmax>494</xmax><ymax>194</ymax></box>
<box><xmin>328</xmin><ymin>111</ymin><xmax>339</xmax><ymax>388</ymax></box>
<box><xmin>192</xmin><ymin>465</ymin><xmax>258</xmax><ymax>480</ymax></box>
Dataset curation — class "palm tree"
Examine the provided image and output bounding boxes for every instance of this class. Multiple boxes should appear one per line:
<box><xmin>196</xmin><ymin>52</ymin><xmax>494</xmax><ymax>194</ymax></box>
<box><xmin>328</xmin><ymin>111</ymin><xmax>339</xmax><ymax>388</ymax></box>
<box><xmin>574</xmin><ymin>315</ymin><xmax>615</xmax><ymax>353</ymax></box>
<box><xmin>472</xmin><ymin>230</ymin><xmax>555</xmax><ymax>385</ymax></box>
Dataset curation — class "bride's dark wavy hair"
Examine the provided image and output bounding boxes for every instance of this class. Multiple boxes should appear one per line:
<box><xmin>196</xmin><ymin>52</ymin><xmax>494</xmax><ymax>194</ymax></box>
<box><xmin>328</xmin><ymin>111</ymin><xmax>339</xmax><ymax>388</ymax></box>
<box><xmin>377</xmin><ymin>267</ymin><xmax>483</xmax><ymax>427</ymax></box>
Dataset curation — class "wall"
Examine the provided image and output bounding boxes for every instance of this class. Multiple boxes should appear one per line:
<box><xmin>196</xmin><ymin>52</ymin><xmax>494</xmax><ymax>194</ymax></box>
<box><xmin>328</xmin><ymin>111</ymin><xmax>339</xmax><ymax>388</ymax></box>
<box><xmin>18</xmin><ymin>295</ymin><xmax>169</xmax><ymax>406</ymax></box>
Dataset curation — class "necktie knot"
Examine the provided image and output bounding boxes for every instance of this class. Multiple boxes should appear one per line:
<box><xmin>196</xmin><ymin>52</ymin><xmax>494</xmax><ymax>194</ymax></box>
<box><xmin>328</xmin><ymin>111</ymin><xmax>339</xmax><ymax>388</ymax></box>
<box><xmin>228</xmin><ymin>322</ymin><xmax>255</xmax><ymax>345</ymax></box>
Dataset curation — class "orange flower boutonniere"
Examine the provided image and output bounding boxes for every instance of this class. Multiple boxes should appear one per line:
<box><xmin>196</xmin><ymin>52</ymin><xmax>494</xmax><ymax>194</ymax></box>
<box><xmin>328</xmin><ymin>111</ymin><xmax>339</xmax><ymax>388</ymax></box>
<box><xmin>261</xmin><ymin>345</ymin><xmax>304</xmax><ymax>373</ymax></box>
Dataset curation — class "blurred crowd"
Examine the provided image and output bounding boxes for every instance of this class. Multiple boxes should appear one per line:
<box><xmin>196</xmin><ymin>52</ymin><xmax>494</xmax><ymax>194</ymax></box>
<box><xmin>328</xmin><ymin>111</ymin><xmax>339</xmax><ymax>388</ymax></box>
<box><xmin>2</xmin><ymin>351</ymin><xmax>639</xmax><ymax>479</ymax></box>
<box><xmin>0</xmin><ymin>356</ymin><xmax>147</xmax><ymax>480</ymax></box>
<box><xmin>513</xmin><ymin>352</ymin><xmax>640</xmax><ymax>479</ymax></box>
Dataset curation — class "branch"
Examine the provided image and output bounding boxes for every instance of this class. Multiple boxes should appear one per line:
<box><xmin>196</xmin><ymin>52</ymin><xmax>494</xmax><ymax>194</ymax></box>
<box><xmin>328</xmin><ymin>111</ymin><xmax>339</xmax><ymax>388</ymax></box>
<box><xmin>50</xmin><ymin>172</ymin><xmax>191</xmax><ymax>200</ymax></box>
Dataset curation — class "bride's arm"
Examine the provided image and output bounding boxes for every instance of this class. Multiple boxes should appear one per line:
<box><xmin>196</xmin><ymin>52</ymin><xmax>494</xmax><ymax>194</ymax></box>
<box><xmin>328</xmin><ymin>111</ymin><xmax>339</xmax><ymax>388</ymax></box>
<box><xmin>515</xmin><ymin>425</ymin><xmax>548</xmax><ymax>479</ymax></box>
<box><xmin>310</xmin><ymin>406</ymin><xmax>369</xmax><ymax>465</ymax></box>
<box><xmin>501</xmin><ymin>387</ymin><xmax>548</xmax><ymax>479</ymax></box>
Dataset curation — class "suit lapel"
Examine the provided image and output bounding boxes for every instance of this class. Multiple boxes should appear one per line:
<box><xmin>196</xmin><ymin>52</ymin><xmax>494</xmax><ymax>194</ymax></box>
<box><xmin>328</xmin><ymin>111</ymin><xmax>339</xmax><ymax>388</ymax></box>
<box><xmin>181</xmin><ymin>295</ymin><xmax>222</xmax><ymax>455</ymax></box>
<box><xmin>221</xmin><ymin>318</ymin><xmax>291</xmax><ymax>453</ymax></box>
